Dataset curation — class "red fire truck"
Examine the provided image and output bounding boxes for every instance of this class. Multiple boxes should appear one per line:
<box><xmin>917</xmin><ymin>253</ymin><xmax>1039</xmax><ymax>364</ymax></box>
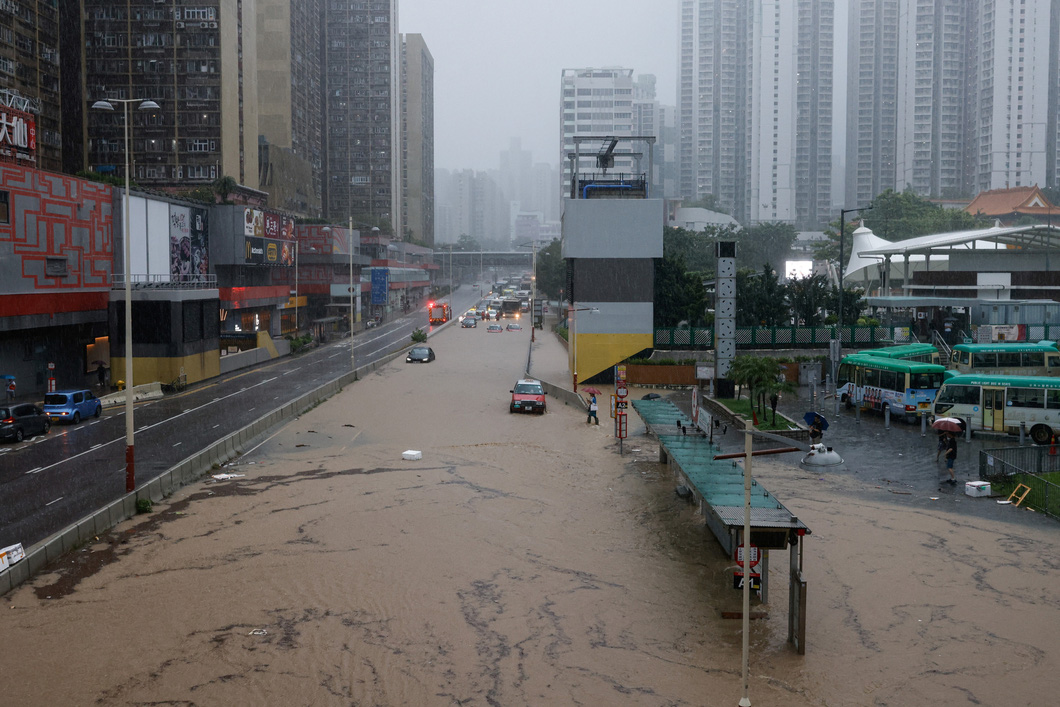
<box><xmin>428</xmin><ymin>302</ymin><xmax>451</xmax><ymax>324</ymax></box>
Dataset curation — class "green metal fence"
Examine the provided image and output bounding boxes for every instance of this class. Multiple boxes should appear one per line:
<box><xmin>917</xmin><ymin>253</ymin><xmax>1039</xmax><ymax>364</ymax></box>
<box><xmin>654</xmin><ymin>325</ymin><xmax>897</xmax><ymax>350</ymax></box>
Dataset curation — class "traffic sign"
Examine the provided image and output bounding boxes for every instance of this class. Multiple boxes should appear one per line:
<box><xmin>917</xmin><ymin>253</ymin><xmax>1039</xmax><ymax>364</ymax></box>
<box><xmin>734</xmin><ymin>544</ymin><xmax>760</xmax><ymax>568</ymax></box>
<box><xmin>616</xmin><ymin>400</ymin><xmax>628</xmax><ymax>410</ymax></box>
<box><xmin>616</xmin><ymin>382</ymin><xmax>628</xmax><ymax>399</ymax></box>
<box><xmin>733</xmin><ymin>571</ymin><xmax>761</xmax><ymax>590</ymax></box>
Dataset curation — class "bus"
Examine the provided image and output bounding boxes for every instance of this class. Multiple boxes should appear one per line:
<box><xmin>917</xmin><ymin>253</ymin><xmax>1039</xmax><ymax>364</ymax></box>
<box><xmin>500</xmin><ymin>297</ymin><xmax>522</xmax><ymax>319</ymax></box>
<box><xmin>858</xmin><ymin>343</ymin><xmax>941</xmax><ymax>365</ymax></box>
<box><xmin>933</xmin><ymin>373</ymin><xmax>1060</xmax><ymax>444</ymax></box>
<box><xmin>948</xmin><ymin>341</ymin><xmax>1060</xmax><ymax>377</ymax></box>
<box><xmin>837</xmin><ymin>354</ymin><xmax>947</xmax><ymax>422</ymax></box>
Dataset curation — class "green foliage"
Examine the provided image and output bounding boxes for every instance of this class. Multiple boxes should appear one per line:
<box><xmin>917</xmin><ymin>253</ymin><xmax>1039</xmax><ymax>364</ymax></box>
<box><xmin>135</xmin><ymin>498</ymin><xmax>152</xmax><ymax>514</ymax></box>
<box><xmin>455</xmin><ymin>233</ymin><xmax>480</xmax><ymax>251</ymax></box>
<box><xmin>727</xmin><ymin>355</ymin><xmax>790</xmax><ymax>419</ymax></box>
<box><xmin>76</xmin><ymin>169</ymin><xmax>133</xmax><ymax>189</ymax></box>
<box><xmin>213</xmin><ymin>175</ymin><xmax>238</xmax><ymax>204</ymax></box>
<box><xmin>735</xmin><ymin>265</ymin><xmax>789</xmax><ymax>327</ymax></box>
<box><xmin>787</xmin><ymin>274</ymin><xmax>831</xmax><ymax>326</ymax></box>
<box><xmin>535</xmin><ymin>238</ymin><xmax>566</xmax><ymax>301</ymax></box>
<box><xmin>830</xmin><ymin>285</ymin><xmax>866</xmax><ymax>327</ymax></box>
<box><xmin>410</xmin><ymin>328</ymin><xmax>427</xmax><ymax>343</ymax></box>
<box><xmin>716</xmin><ymin>397</ymin><xmax>793</xmax><ymax>431</ymax></box>
<box><xmin>287</xmin><ymin>334</ymin><xmax>314</xmax><ymax>353</ymax></box>
<box><xmin>178</xmin><ymin>186</ymin><xmax>217</xmax><ymax>204</ymax></box>
<box><xmin>737</xmin><ymin>222</ymin><xmax>798</xmax><ymax>272</ymax></box>
<box><xmin>654</xmin><ymin>254</ymin><xmax>709</xmax><ymax>327</ymax></box>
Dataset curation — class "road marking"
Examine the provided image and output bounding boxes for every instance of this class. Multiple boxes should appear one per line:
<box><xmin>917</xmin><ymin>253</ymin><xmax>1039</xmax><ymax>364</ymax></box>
<box><xmin>25</xmin><ymin>467</ymin><xmax>43</xmax><ymax>475</ymax></box>
<box><xmin>90</xmin><ymin>444</ymin><xmax>103</xmax><ymax>450</ymax></box>
<box><xmin>212</xmin><ymin>424</ymin><xmax>220</xmax><ymax>429</ymax></box>
<box><xmin>247</xmin><ymin>407</ymin><xmax>255</xmax><ymax>413</ymax></box>
<box><xmin>173</xmin><ymin>441</ymin><xmax>182</xmax><ymax>447</ymax></box>
<box><xmin>45</xmin><ymin>497</ymin><xmax>63</xmax><ymax>506</ymax></box>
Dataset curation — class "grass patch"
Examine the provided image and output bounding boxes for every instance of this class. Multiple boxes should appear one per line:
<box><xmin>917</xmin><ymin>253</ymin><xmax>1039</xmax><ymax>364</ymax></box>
<box><xmin>717</xmin><ymin>397</ymin><xmax>798</xmax><ymax>431</ymax></box>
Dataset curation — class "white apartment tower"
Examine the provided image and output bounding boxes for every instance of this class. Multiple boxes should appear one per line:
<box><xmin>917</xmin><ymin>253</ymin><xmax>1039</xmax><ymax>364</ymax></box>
<box><xmin>560</xmin><ymin>68</ymin><xmax>636</xmax><ymax>196</ymax></box>
<box><xmin>861</xmin><ymin>0</ymin><xmax>1060</xmax><ymax>200</ymax></box>
<box><xmin>679</xmin><ymin>1</ymin><xmax>834</xmax><ymax>228</ymax></box>
<box><xmin>846</xmin><ymin>0</ymin><xmax>899</xmax><ymax>208</ymax></box>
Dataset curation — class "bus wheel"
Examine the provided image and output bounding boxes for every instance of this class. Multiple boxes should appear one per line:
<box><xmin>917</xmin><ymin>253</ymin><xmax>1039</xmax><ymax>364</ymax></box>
<box><xmin>1030</xmin><ymin>425</ymin><xmax>1053</xmax><ymax>445</ymax></box>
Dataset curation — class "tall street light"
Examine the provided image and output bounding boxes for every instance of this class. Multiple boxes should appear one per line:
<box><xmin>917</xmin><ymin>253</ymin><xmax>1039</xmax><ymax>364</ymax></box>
<box><xmin>569</xmin><ymin>304</ymin><xmax>599</xmax><ymax>393</ymax></box>
<box><xmin>835</xmin><ymin>203</ymin><xmax>873</xmax><ymax>416</ymax></box>
<box><xmin>92</xmin><ymin>97</ymin><xmax>160</xmax><ymax>493</ymax></box>
<box><xmin>517</xmin><ymin>241</ymin><xmax>538</xmax><ymax>342</ymax></box>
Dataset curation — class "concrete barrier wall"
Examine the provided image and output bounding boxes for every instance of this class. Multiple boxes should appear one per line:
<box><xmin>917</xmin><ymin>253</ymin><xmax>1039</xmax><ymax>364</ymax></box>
<box><xmin>219</xmin><ymin>347</ymin><xmax>271</xmax><ymax>374</ymax></box>
<box><xmin>701</xmin><ymin>396</ymin><xmax>809</xmax><ymax>443</ymax></box>
<box><xmin>0</xmin><ymin>336</ymin><xmax>412</xmax><ymax>597</ymax></box>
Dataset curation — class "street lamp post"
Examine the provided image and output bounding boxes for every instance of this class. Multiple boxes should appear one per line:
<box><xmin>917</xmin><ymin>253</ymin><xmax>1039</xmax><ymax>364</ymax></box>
<box><xmin>835</xmin><ymin>204</ymin><xmax>873</xmax><ymax>416</ymax></box>
<box><xmin>92</xmin><ymin>97</ymin><xmax>159</xmax><ymax>493</ymax></box>
<box><xmin>569</xmin><ymin>304</ymin><xmax>599</xmax><ymax>393</ymax></box>
<box><xmin>517</xmin><ymin>241</ymin><xmax>538</xmax><ymax>342</ymax></box>
<box><xmin>294</xmin><ymin>240</ymin><xmax>300</xmax><ymax>336</ymax></box>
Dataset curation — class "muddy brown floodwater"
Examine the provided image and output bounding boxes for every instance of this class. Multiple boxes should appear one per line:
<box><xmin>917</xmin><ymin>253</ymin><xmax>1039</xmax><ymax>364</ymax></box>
<box><xmin>2</xmin><ymin>322</ymin><xmax>1059</xmax><ymax>706</ymax></box>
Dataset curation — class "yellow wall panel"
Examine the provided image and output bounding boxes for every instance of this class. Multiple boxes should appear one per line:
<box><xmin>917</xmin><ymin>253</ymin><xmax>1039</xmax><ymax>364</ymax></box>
<box><xmin>568</xmin><ymin>332</ymin><xmax>653</xmax><ymax>384</ymax></box>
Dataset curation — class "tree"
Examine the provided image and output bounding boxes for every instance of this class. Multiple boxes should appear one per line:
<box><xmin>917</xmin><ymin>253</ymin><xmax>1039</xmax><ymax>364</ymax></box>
<box><xmin>534</xmin><ymin>238</ymin><xmax>565</xmax><ymax>301</ymax></box>
<box><xmin>786</xmin><ymin>274</ymin><xmax>831</xmax><ymax>326</ymax></box>
<box><xmin>727</xmin><ymin>355</ymin><xmax>784</xmax><ymax>418</ymax></box>
<box><xmin>455</xmin><ymin>233</ymin><xmax>480</xmax><ymax>251</ymax></box>
<box><xmin>654</xmin><ymin>254</ymin><xmax>709</xmax><ymax>327</ymax></box>
<box><xmin>213</xmin><ymin>175</ymin><xmax>238</xmax><ymax>204</ymax></box>
<box><xmin>736</xmin><ymin>222</ymin><xmax>797</xmax><ymax>272</ymax></box>
<box><xmin>735</xmin><ymin>265</ymin><xmax>789</xmax><ymax>327</ymax></box>
<box><xmin>826</xmin><ymin>285</ymin><xmax>867</xmax><ymax>326</ymax></box>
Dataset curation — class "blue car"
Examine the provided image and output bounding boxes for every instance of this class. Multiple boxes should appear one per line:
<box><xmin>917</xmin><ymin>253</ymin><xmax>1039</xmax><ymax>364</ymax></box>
<box><xmin>43</xmin><ymin>389</ymin><xmax>102</xmax><ymax>424</ymax></box>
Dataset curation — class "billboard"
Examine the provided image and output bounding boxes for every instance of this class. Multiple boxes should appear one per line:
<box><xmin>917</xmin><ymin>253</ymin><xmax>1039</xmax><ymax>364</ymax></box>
<box><xmin>244</xmin><ymin>208</ymin><xmax>294</xmax><ymax>265</ymax></box>
<box><xmin>371</xmin><ymin>268</ymin><xmax>390</xmax><ymax>305</ymax></box>
<box><xmin>170</xmin><ymin>205</ymin><xmax>209</xmax><ymax>282</ymax></box>
<box><xmin>0</xmin><ymin>106</ymin><xmax>36</xmax><ymax>165</ymax></box>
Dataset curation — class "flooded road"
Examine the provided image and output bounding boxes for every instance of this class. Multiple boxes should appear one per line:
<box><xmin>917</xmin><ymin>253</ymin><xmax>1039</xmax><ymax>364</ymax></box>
<box><xmin>2</xmin><ymin>322</ymin><xmax>1058</xmax><ymax>705</ymax></box>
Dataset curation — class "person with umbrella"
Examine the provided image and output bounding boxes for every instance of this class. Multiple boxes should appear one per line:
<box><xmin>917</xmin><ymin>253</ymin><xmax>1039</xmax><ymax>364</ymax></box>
<box><xmin>803</xmin><ymin>412</ymin><xmax>828</xmax><ymax>445</ymax></box>
<box><xmin>932</xmin><ymin>417</ymin><xmax>965</xmax><ymax>484</ymax></box>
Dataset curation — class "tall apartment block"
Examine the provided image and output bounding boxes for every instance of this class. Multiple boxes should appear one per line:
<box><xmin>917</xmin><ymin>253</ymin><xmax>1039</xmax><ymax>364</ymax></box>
<box><xmin>854</xmin><ymin>0</ymin><xmax>1060</xmax><ymax>201</ymax></box>
<box><xmin>401</xmin><ymin>33</ymin><xmax>433</xmax><ymax>246</ymax></box>
<box><xmin>256</xmin><ymin>0</ymin><xmax>324</xmax><ymax>216</ymax></box>
<box><xmin>845</xmin><ymin>0</ymin><xmax>899</xmax><ymax>208</ymax></box>
<box><xmin>559</xmin><ymin>68</ymin><xmax>637</xmax><ymax>196</ymax></box>
<box><xmin>324</xmin><ymin>0</ymin><xmax>401</xmax><ymax>238</ymax></box>
<box><xmin>79</xmin><ymin>0</ymin><xmax>259</xmax><ymax>190</ymax></box>
<box><xmin>679</xmin><ymin>0</ymin><xmax>834</xmax><ymax>229</ymax></box>
<box><xmin>633</xmin><ymin>74</ymin><xmax>677</xmax><ymax>199</ymax></box>
<box><xmin>0</xmin><ymin>0</ymin><xmax>62</xmax><ymax>173</ymax></box>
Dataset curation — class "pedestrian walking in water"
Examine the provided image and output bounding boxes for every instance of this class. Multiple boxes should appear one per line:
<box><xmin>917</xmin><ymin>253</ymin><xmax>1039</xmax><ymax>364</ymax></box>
<box><xmin>587</xmin><ymin>395</ymin><xmax>599</xmax><ymax>425</ymax></box>
<box><xmin>6</xmin><ymin>378</ymin><xmax>14</xmax><ymax>402</ymax></box>
<box><xmin>943</xmin><ymin>432</ymin><xmax>958</xmax><ymax>484</ymax></box>
<box><xmin>809</xmin><ymin>418</ymin><xmax>824</xmax><ymax>445</ymax></box>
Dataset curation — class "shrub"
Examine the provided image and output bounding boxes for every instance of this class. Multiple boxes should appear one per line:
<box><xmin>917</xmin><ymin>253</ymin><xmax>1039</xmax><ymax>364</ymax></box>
<box><xmin>136</xmin><ymin>498</ymin><xmax>152</xmax><ymax>514</ymax></box>
<box><xmin>411</xmin><ymin>328</ymin><xmax>428</xmax><ymax>343</ymax></box>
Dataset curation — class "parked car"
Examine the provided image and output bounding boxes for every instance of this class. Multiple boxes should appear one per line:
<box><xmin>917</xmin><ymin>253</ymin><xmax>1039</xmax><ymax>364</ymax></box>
<box><xmin>510</xmin><ymin>379</ymin><xmax>547</xmax><ymax>414</ymax></box>
<box><xmin>461</xmin><ymin>317</ymin><xmax>478</xmax><ymax>328</ymax></box>
<box><xmin>406</xmin><ymin>346</ymin><xmax>436</xmax><ymax>363</ymax></box>
<box><xmin>0</xmin><ymin>403</ymin><xmax>50</xmax><ymax>442</ymax></box>
<box><xmin>487</xmin><ymin>323</ymin><xmax>503</xmax><ymax>333</ymax></box>
<box><xmin>43</xmin><ymin>389</ymin><xmax>102</xmax><ymax>424</ymax></box>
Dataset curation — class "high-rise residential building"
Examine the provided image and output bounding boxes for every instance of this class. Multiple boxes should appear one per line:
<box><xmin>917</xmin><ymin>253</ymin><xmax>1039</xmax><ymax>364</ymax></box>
<box><xmin>679</xmin><ymin>1</ymin><xmax>834</xmax><ymax>228</ymax></box>
<box><xmin>434</xmin><ymin>167</ymin><xmax>507</xmax><ymax>246</ymax></box>
<box><xmin>401</xmin><ymin>33</ymin><xmax>434</xmax><ymax>246</ymax></box>
<box><xmin>256</xmin><ymin>0</ymin><xmax>324</xmax><ymax>216</ymax></box>
<box><xmin>324</xmin><ymin>1</ymin><xmax>401</xmax><ymax>238</ymax></box>
<box><xmin>79</xmin><ymin>0</ymin><xmax>259</xmax><ymax>190</ymax></box>
<box><xmin>0</xmin><ymin>0</ymin><xmax>61</xmax><ymax>172</ymax></box>
<box><xmin>559</xmin><ymin>67</ymin><xmax>637</xmax><ymax>196</ymax></box>
<box><xmin>633</xmin><ymin>74</ymin><xmax>678</xmax><ymax>199</ymax></box>
<box><xmin>846</xmin><ymin>0</ymin><xmax>899</xmax><ymax>208</ymax></box>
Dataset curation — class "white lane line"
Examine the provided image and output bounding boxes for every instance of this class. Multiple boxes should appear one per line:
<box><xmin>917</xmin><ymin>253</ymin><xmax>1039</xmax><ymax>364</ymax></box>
<box><xmin>25</xmin><ymin>467</ymin><xmax>43</xmax><ymax>475</ymax></box>
<box><xmin>173</xmin><ymin>441</ymin><xmax>182</xmax><ymax>447</ymax></box>
<box><xmin>247</xmin><ymin>407</ymin><xmax>256</xmax><ymax>413</ymax></box>
<box><xmin>45</xmin><ymin>497</ymin><xmax>63</xmax><ymax>506</ymax></box>
<box><xmin>212</xmin><ymin>424</ymin><xmax>220</xmax><ymax>429</ymax></box>
<box><xmin>90</xmin><ymin>444</ymin><xmax>103</xmax><ymax>450</ymax></box>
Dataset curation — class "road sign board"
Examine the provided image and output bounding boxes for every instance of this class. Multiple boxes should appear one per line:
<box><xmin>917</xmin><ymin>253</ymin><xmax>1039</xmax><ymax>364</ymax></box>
<box><xmin>616</xmin><ymin>400</ymin><xmax>628</xmax><ymax>410</ymax></box>
<box><xmin>734</xmin><ymin>544</ymin><xmax>760</xmax><ymax>568</ymax></box>
<box><xmin>733</xmin><ymin>572</ymin><xmax>761</xmax><ymax>590</ymax></box>
<box><xmin>616</xmin><ymin>383</ymin><xmax>628</xmax><ymax>399</ymax></box>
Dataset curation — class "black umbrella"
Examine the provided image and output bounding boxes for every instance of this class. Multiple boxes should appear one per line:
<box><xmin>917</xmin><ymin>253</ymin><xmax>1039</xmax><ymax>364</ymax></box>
<box><xmin>641</xmin><ymin>393</ymin><xmax>661</xmax><ymax>400</ymax></box>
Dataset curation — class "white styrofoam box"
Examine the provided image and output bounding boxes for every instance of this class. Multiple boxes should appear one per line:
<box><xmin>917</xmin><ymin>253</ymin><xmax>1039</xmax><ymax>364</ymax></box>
<box><xmin>965</xmin><ymin>481</ymin><xmax>991</xmax><ymax>497</ymax></box>
<box><xmin>402</xmin><ymin>450</ymin><xmax>422</xmax><ymax>461</ymax></box>
<box><xmin>0</xmin><ymin>542</ymin><xmax>25</xmax><ymax>568</ymax></box>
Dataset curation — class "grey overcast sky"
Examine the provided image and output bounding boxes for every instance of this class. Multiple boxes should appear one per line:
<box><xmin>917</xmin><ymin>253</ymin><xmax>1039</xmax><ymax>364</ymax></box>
<box><xmin>400</xmin><ymin>0</ymin><xmax>679</xmax><ymax>172</ymax></box>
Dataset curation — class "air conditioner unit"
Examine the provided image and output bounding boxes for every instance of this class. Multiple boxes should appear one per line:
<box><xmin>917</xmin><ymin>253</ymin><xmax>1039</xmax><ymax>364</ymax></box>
<box><xmin>209</xmin><ymin>22</ymin><xmax>217</xmax><ymax>28</ymax></box>
<box><xmin>175</xmin><ymin>21</ymin><xmax>184</xmax><ymax>28</ymax></box>
<box><xmin>200</xmin><ymin>22</ymin><xmax>208</xmax><ymax>28</ymax></box>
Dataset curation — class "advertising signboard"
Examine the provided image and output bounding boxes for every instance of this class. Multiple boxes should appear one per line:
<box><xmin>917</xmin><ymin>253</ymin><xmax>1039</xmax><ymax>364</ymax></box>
<box><xmin>371</xmin><ymin>268</ymin><xmax>390</xmax><ymax>305</ymax></box>
<box><xmin>170</xmin><ymin>205</ymin><xmax>210</xmax><ymax>281</ymax></box>
<box><xmin>0</xmin><ymin>105</ymin><xmax>36</xmax><ymax>165</ymax></box>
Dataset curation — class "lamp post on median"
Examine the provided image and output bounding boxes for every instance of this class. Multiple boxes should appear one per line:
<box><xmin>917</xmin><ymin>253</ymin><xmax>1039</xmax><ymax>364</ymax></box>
<box><xmin>517</xmin><ymin>241</ymin><xmax>538</xmax><ymax>341</ymax></box>
<box><xmin>835</xmin><ymin>203</ymin><xmax>873</xmax><ymax>416</ymax></box>
<box><xmin>92</xmin><ymin>97</ymin><xmax>160</xmax><ymax>493</ymax></box>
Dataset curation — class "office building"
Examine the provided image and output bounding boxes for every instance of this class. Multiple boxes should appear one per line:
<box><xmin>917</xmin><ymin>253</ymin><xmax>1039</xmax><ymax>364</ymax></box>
<box><xmin>401</xmin><ymin>33</ymin><xmax>434</xmax><ymax>246</ymax></box>
<box><xmin>324</xmin><ymin>0</ymin><xmax>401</xmax><ymax>237</ymax></box>
<box><xmin>80</xmin><ymin>0</ymin><xmax>259</xmax><ymax>190</ymax></box>
<box><xmin>256</xmin><ymin>0</ymin><xmax>325</xmax><ymax>216</ymax></box>
<box><xmin>560</xmin><ymin>67</ymin><xmax>637</xmax><ymax>196</ymax></box>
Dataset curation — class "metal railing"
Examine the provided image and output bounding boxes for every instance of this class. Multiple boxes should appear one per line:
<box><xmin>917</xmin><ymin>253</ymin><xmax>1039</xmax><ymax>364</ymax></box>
<box><xmin>111</xmin><ymin>273</ymin><xmax>218</xmax><ymax>289</ymax></box>
<box><xmin>979</xmin><ymin>446</ymin><xmax>1060</xmax><ymax>521</ymax></box>
<box><xmin>654</xmin><ymin>325</ymin><xmax>899</xmax><ymax>350</ymax></box>
<box><xmin>930</xmin><ymin>329</ymin><xmax>951</xmax><ymax>361</ymax></box>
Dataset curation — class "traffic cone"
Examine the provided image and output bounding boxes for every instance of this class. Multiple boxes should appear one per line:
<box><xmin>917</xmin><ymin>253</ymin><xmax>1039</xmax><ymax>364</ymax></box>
<box><xmin>1050</xmin><ymin>435</ymin><xmax>1057</xmax><ymax>456</ymax></box>
<box><xmin>753</xmin><ymin>410</ymin><xmax>759</xmax><ymax>426</ymax></box>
